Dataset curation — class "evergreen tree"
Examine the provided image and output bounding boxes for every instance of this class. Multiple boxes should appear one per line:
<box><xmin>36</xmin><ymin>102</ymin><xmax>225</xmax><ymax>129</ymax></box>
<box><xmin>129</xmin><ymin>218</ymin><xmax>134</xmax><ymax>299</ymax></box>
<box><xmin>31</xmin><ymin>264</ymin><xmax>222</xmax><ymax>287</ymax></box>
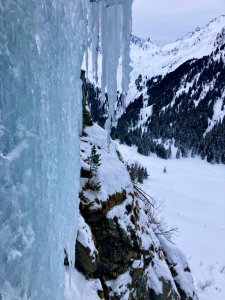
<box><xmin>156</xmin><ymin>144</ymin><xmax>167</xmax><ymax>159</ymax></box>
<box><xmin>144</xmin><ymin>167</ymin><xmax>149</xmax><ymax>179</ymax></box>
<box><xmin>85</xmin><ymin>145</ymin><xmax>101</xmax><ymax>175</ymax></box>
<box><xmin>176</xmin><ymin>149</ymin><xmax>181</xmax><ymax>159</ymax></box>
<box><xmin>127</xmin><ymin>162</ymin><xmax>149</xmax><ymax>184</ymax></box>
<box><xmin>138</xmin><ymin>166</ymin><xmax>144</xmax><ymax>183</ymax></box>
<box><xmin>85</xmin><ymin>145</ymin><xmax>101</xmax><ymax>191</ymax></box>
<box><xmin>181</xmin><ymin>147</ymin><xmax>188</xmax><ymax>158</ymax></box>
<box><xmin>129</xmin><ymin>163</ymin><xmax>135</xmax><ymax>182</ymax></box>
<box><xmin>167</xmin><ymin>145</ymin><xmax>172</xmax><ymax>159</ymax></box>
<box><xmin>191</xmin><ymin>148</ymin><xmax>196</xmax><ymax>158</ymax></box>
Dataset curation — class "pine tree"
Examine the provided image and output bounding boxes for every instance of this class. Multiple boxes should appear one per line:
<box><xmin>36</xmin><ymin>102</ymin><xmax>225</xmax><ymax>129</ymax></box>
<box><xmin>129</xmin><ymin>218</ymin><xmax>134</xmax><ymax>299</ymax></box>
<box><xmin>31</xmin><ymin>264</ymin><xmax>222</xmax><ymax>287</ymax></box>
<box><xmin>85</xmin><ymin>145</ymin><xmax>101</xmax><ymax>176</ymax></box>
<box><xmin>176</xmin><ymin>148</ymin><xmax>181</xmax><ymax>159</ymax></box>
<box><xmin>191</xmin><ymin>148</ymin><xmax>196</xmax><ymax>158</ymax></box>
<box><xmin>167</xmin><ymin>145</ymin><xmax>172</xmax><ymax>159</ymax></box>
<box><xmin>181</xmin><ymin>147</ymin><xmax>188</xmax><ymax>158</ymax></box>
<box><xmin>138</xmin><ymin>166</ymin><xmax>144</xmax><ymax>183</ymax></box>
<box><xmin>133</xmin><ymin>162</ymin><xmax>139</xmax><ymax>182</ymax></box>
<box><xmin>85</xmin><ymin>145</ymin><xmax>101</xmax><ymax>191</ymax></box>
<box><xmin>127</xmin><ymin>162</ymin><xmax>149</xmax><ymax>183</ymax></box>
<box><xmin>144</xmin><ymin>167</ymin><xmax>149</xmax><ymax>179</ymax></box>
<box><xmin>129</xmin><ymin>163</ymin><xmax>135</xmax><ymax>182</ymax></box>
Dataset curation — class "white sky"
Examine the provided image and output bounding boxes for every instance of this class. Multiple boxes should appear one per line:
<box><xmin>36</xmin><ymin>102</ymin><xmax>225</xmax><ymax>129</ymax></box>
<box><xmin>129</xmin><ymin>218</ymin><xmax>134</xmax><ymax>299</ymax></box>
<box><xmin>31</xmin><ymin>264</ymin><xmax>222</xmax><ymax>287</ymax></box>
<box><xmin>132</xmin><ymin>0</ymin><xmax>225</xmax><ymax>45</ymax></box>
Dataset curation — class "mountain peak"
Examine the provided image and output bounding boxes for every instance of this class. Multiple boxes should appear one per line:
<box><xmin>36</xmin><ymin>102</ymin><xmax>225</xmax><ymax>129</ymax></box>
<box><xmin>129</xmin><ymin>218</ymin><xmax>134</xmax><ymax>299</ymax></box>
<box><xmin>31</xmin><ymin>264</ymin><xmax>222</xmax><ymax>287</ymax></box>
<box><xmin>131</xmin><ymin>34</ymin><xmax>159</xmax><ymax>50</ymax></box>
<box><xmin>127</xmin><ymin>15</ymin><xmax>225</xmax><ymax>103</ymax></box>
<box><xmin>209</xmin><ymin>14</ymin><xmax>225</xmax><ymax>24</ymax></box>
<box><xmin>174</xmin><ymin>14</ymin><xmax>225</xmax><ymax>45</ymax></box>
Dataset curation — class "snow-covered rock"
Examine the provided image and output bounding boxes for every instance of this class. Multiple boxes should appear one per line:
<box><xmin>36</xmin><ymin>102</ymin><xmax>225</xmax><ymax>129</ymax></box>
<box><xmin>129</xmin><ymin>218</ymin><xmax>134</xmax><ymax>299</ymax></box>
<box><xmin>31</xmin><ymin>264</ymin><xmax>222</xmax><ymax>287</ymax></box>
<box><xmin>71</xmin><ymin>123</ymin><xmax>198</xmax><ymax>300</ymax></box>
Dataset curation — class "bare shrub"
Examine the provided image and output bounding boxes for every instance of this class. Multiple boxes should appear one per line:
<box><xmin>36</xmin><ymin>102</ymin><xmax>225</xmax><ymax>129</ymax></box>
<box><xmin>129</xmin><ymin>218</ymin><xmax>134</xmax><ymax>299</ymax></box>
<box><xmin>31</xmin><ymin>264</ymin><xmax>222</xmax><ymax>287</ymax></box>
<box><xmin>220</xmin><ymin>265</ymin><xmax>225</xmax><ymax>274</ymax></box>
<box><xmin>134</xmin><ymin>184</ymin><xmax>178</xmax><ymax>243</ymax></box>
<box><xmin>198</xmin><ymin>279</ymin><xmax>214</xmax><ymax>291</ymax></box>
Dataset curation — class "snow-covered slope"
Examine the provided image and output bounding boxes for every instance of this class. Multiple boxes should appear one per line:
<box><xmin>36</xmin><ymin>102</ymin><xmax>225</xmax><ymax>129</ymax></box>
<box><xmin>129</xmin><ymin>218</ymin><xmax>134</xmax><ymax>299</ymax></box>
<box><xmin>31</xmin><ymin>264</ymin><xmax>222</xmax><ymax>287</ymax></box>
<box><xmin>131</xmin><ymin>35</ymin><xmax>160</xmax><ymax>51</ymax></box>
<box><xmin>111</xmin><ymin>43</ymin><xmax>225</xmax><ymax>164</ymax></box>
<box><xmin>117</xmin><ymin>143</ymin><xmax>225</xmax><ymax>300</ymax></box>
<box><xmin>88</xmin><ymin>16</ymin><xmax>225</xmax><ymax>165</ymax></box>
<box><xmin>127</xmin><ymin>15</ymin><xmax>225</xmax><ymax>102</ymax></box>
<box><xmin>67</xmin><ymin>123</ymin><xmax>198</xmax><ymax>300</ymax></box>
<box><xmin>87</xmin><ymin>15</ymin><xmax>225</xmax><ymax>105</ymax></box>
<box><xmin>130</xmin><ymin>15</ymin><xmax>225</xmax><ymax>80</ymax></box>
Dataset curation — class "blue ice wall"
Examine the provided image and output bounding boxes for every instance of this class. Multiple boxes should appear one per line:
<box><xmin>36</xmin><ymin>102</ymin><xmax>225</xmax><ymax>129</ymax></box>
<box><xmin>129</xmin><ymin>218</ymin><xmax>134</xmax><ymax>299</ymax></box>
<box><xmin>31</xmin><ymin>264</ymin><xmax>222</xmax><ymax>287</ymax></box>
<box><xmin>0</xmin><ymin>1</ymin><xmax>85</xmax><ymax>299</ymax></box>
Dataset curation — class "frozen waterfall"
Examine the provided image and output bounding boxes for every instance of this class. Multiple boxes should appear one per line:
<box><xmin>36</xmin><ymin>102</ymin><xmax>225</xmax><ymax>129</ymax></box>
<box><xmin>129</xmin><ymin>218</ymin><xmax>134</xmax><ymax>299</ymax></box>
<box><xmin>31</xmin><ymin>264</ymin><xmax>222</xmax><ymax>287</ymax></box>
<box><xmin>0</xmin><ymin>0</ymin><xmax>133</xmax><ymax>299</ymax></box>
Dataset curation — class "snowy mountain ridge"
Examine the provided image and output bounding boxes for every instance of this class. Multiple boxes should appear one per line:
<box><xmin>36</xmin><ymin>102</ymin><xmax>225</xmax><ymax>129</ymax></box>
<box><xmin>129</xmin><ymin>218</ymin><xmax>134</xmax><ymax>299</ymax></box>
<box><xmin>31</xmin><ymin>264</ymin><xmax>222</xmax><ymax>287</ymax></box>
<box><xmin>174</xmin><ymin>15</ymin><xmax>225</xmax><ymax>46</ymax></box>
<box><xmin>130</xmin><ymin>35</ymin><xmax>159</xmax><ymax>51</ymax></box>
<box><xmin>110</xmin><ymin>44</ymin><xmax>225</xmax><ymax>163</ymax></box>
<box><xmin>127</xmin><ymin>15</ymin><xmax>225</xmax><ymax>102</ymax></box>
<box><xmin>87</xmin><ymin>15</ymin><xmax>225</xmax><ymax>103</ymax></box>
<box><xmin>87</xmin><ymin>15</ymin><xmax>225</xmax><ymax>163</ymax></box>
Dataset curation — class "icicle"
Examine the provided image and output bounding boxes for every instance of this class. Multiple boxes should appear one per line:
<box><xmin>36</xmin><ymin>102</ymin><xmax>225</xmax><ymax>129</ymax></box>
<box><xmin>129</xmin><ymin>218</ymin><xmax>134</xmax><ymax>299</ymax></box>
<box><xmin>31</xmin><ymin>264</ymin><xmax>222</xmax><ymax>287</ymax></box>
<box><xmin>121</xmin><ymin>0</ymin><xmax>133</xmax><ymax>111</ymax></box>
<box><xmin>0</xmin><ymin>0</ymin><xmax>133</xmax><ymax>298</ymax></box>
<box><xmin>0</xmin><ymin>1</ymin><xmax>87</xmax><ymax>299</ymax></box>
<box><xmin>89</xmin><ymin>1</ymin><xmax>100</xmax><ymax>83</ymax></box>
<box><xmin>100</xmin><ymin>1</ymin><xmax>123</xmax><ymax>149</ymax></box>
<box><xmin>84</xmin><ymin>0</ymin><xmax>133</xmax><ymax>149</ymax></box>
<box><xmin>100</xmin><ymin>1</ymin><xmax>107</xmax><ymax>106</ymax></box>
<box><xmin>85</xmin><ymin>49</ymin><xmax>89</xmax><ymax>81</ymax></box>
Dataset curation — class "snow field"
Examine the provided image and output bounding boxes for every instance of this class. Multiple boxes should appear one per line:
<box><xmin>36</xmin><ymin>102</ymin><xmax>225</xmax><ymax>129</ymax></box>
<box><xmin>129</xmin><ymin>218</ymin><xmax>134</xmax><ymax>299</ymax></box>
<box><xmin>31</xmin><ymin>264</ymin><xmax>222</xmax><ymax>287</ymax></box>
<box><xmin>117</xmin><ymin>143</ymin><xmax>225</xmax><ymax>300</ymax></box>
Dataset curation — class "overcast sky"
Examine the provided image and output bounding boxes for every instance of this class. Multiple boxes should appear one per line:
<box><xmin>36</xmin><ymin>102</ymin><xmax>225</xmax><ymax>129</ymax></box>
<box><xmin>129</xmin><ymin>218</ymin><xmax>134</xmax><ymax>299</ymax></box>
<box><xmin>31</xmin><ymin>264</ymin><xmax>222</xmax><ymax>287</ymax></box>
<box><xmin>132</xmin><ymin>0</ymin><xmax>225</xmax><ymax>45</ymax></box>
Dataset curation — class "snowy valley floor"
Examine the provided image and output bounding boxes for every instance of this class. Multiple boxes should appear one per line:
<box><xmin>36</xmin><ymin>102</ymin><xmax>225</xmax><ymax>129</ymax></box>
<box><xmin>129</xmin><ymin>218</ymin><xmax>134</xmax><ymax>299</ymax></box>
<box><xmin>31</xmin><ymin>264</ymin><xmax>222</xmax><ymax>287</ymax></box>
<box><xmin>116</xmin><ymin>143</ymin><xmax>225</xmax><ymax>300</ymax></box>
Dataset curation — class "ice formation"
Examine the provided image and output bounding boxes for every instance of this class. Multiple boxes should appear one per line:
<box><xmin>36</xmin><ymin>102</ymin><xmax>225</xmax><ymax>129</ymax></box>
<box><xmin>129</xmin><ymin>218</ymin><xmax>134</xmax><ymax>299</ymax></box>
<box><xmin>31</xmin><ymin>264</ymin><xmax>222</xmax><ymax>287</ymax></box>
<box><xmin>0</xmin><ymin>0</ymin><xmax>133</xmax><ymax>299</ymax></box>
<box><xmin>101</xmin><ymin>0</ymin><xmax>133</xmax><ymax>142</ymax></box>
<box><xmin>86</xmin><ymin>0</ymin><xmax>133</xmax><ymax>142</ymax></box>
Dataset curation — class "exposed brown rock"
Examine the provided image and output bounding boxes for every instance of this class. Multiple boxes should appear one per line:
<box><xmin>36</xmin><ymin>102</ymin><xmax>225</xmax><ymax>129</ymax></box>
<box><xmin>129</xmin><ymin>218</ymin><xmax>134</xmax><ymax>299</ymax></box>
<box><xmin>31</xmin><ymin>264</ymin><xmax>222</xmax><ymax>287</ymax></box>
<box><xmin>75</xmin><ymin>241</ymin><xmax>98</xmax><ymax>275</ymax></box>
<box><xmin>80</xmin><ymin>167</ymin><xmax>92</xmax><ymax>178</ymax></box>
<box><xmin>79</xmin><ymin>190</ymin><xmax>127</xmax><ymax>223</ymax></box>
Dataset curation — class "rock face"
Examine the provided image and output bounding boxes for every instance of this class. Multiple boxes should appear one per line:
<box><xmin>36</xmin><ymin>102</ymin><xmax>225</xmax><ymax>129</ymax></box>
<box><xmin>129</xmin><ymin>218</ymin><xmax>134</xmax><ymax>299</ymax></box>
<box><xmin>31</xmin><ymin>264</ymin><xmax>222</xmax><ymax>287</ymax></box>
<box><xmin>81</xmin><ymin>69</ymin><xmax>93</xmax><ymax>128</ymax></box>
<box><xmin>91</xmin><ymin>216</ymin><xmax>133</xmax><ymax>278</ymax></box>
<box><xmin>76</xmin><ymin>123</ymin><xmax>198</xmax><ymax>300</ymax></box>
<box><xmin>76</xmin><ymin>240</ymin><xmax>98</xmax><ymax>275</ymax></box>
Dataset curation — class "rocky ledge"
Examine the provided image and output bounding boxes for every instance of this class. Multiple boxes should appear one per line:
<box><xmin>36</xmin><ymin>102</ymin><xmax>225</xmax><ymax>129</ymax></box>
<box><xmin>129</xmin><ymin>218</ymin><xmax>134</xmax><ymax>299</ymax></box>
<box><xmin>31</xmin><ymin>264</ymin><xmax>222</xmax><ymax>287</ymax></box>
<box><xmin>71</xmin><ymin>124</ymin><xmax>198</xmax><ymax>300</ymax></box>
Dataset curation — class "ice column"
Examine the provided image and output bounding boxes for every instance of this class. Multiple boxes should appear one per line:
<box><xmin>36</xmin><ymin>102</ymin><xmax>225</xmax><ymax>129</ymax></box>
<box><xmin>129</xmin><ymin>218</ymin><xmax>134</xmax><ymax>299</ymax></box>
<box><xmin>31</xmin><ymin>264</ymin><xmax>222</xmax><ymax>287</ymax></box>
<box><xmin>89</xmin><ymin>1</ymin><xmax>100</xmax><ymax>83</ymax></box>
<box><xmin>101</xmin><ymin>1</ymin><xmax>122</xmax><ymax>145</ymax></box>
<box><xmin>121</xmin><ymin>0</ymin><xmax>133</xmax><ymax>110</ymax></box>
<box><xmin>98</xmin><ymin>0</ymin><xmax>133</xmax><ymax>142</ymax></box>
<box><xmin>0</xmin><ymin>1</ymin><xmax>86</xmax><ymax>299</ymax></box>
<box><xmin>0</xmin><ymin>0</ymin><xmax>133</xmax><ymax>299</ymax></box>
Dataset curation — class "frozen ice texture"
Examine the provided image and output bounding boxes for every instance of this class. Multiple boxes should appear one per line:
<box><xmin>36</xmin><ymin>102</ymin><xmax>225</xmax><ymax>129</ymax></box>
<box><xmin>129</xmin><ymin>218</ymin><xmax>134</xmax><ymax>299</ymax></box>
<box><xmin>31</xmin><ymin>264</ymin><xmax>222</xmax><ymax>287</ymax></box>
<box><xmin>99</xmin><ymin>0</ymin><xmax>133</xmax><ymax>142</ymax></box>
<box><xmin>0</xmin><ymin>1</ymin><xmax>85</xmax><ymax>299</ymax></box>
<box><xmin>0</xmin><ymin>0</ymin><xmax>133</xmax><ymax>299</ymax></box>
